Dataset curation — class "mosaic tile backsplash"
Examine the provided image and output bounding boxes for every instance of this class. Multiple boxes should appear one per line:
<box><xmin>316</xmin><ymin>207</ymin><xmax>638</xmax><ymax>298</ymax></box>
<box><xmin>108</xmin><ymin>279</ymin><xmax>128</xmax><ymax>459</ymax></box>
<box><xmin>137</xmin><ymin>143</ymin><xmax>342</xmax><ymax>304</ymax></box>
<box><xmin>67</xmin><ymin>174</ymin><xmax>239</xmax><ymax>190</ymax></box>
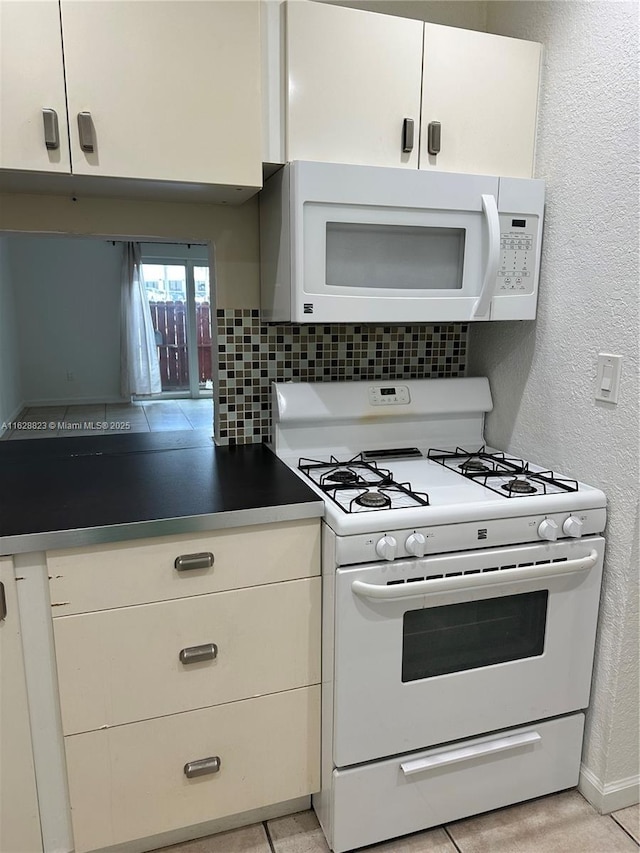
<box><xmin>214</xmin><ymin>310</ymin><xmax>468</xmax><ymax>445</ymax></box>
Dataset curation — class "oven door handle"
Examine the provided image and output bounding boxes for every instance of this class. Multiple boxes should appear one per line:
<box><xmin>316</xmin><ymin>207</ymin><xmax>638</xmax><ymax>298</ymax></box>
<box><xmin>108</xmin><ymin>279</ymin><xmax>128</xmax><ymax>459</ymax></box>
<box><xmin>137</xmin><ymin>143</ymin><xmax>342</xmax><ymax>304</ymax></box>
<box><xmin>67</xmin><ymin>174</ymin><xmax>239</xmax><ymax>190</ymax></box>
<box><xmin>400</xmin><ymin>730</ymin><xmax>542</xmax><ymax>776</ymax></box>
<box><xmin>351</xmin><ymin>549</ymin><xmax>599</xmax><ymax>600</ymax></box>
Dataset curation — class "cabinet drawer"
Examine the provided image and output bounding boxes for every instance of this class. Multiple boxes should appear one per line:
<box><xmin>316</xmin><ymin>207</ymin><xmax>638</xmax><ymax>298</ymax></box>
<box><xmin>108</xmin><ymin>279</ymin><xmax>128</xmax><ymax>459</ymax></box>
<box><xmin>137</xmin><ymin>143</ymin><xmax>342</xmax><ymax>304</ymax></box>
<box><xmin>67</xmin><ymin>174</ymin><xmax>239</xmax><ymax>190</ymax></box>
<box><xmin>330</xmin><ymin>714</ymin><xmax>584</xmax><ymax>853</ymax></box>
<box><xmin>48</xmin><ymin>520</ymin><xmax>320</xmax><ymax>616</ymax></box>
<box><xmin>55</xmin><ymin>577</ymin><xmax>321</xmax><ymax>734</ymax></box>
<box><xmin>65</xmin><ymin>685</ymin><xmax>320</xmax><ymax>853</ymax></box>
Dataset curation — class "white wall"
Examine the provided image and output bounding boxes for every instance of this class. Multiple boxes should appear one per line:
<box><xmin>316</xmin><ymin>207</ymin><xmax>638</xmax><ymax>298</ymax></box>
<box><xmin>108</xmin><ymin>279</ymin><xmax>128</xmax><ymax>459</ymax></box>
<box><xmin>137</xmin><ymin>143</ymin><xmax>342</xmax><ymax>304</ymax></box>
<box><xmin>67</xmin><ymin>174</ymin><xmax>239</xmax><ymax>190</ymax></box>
<box><xmin>8</xmin><ymin>236</ymin><xmax>123</xmax><ymax>405</ymax></box>
<box><xmin>0</xmin><ymin>235</ymin><xmax>23</xmax><ymax>423</ymax></box>
<box><xmin>471</xmin><ymin>1</ymin><xmax>639</xmax><ymax>810</ymax></box>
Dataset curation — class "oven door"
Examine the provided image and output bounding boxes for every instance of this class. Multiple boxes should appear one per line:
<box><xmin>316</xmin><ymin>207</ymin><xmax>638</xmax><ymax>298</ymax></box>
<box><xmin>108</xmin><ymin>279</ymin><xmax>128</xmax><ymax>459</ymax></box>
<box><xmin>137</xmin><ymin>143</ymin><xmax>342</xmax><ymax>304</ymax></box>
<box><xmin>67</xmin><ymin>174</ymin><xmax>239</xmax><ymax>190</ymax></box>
<box><xmin>333</xmin><ymin>537</ymin><xmax>604</xmax><ymax>768</ymax></box>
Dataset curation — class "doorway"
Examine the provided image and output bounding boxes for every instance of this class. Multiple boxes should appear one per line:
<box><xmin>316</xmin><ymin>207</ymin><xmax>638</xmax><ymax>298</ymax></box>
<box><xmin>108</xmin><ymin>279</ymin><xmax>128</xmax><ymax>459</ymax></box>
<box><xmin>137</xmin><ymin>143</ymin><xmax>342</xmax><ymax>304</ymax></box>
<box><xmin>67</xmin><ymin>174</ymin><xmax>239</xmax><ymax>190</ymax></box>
<box><xmin>140</xmin><ymin>243</ymin><xmax>212</xmax><ymax>399</ymax></box>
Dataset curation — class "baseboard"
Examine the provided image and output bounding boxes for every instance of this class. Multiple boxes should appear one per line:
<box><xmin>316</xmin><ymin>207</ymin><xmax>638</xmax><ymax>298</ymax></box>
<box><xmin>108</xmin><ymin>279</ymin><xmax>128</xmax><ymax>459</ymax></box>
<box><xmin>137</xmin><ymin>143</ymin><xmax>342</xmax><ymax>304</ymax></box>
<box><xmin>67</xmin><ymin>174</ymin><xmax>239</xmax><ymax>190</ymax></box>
<box><xmin>0</xmin><ymin>399</ymin><xmax>26</xmax><ymax>436</ymax></box>
<box><xmin>25</xmin><ymin>396</ymin><xmax>129</xmax><ymax>407</ymax></box>
<box><xmin>579</xmin><ymin>764</ymin><xmax>640</xmax><ymax>813</ymax></box>
<box><xmin>91</xmin><ymin>796</ymin><xmax>311</xmax><ymax>853</ymax></box>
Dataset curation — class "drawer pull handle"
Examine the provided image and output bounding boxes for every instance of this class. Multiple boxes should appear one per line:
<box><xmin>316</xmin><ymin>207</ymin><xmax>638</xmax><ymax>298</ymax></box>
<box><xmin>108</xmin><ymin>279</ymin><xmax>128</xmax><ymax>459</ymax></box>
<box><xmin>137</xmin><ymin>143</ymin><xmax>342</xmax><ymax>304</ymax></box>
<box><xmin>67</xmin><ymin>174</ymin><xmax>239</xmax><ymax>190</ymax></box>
<box><xmin>401</xmin><ymin>731</ymin><xmax>541</xmax><ymax>776</ymax></box>
<box><xmin>174</xmin><ymin>552</ymin><xmax>214</xmax><ymax>572</ymax></box>
<box><xmin>0</xmin><ymin>582</ymin><xmax>6</xmax><ymax>621</ymax></box>
<box><xmin>179</xmin><ymin>643</ymin><xmax>218</xmax><ymax>665</ymax></box>
<box><xmin>184</xmin><ymin>756</ymin><xmax>221</xmax><ymax>778</ymax></box>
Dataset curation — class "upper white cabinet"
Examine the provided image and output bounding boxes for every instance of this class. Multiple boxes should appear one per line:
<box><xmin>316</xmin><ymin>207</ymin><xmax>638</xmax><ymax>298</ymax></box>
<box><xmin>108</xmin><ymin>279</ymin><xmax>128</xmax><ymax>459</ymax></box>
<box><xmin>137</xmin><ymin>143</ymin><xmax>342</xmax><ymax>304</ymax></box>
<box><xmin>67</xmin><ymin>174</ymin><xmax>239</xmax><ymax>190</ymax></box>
<box><xmin>0</xmin><ymin>1</ymin><xmax>262</xmax><ymax>192</ymax></box>
<box><xmin>265</xmin><ymin>0</ymin><xmax>542</xmax><ymax>178</ymax></box>
<box><xmin>420</xmin><ymin>24</ymin><xmax>542</xmax><ymax>178</ymax></box>
<box><xmin>285</xmin><ymin>0</ymin><xmax>423</xmax><ymax>169</ymax></box>
<box><xmin>0</xmin><ymin>0</ymin><xmax>70</xmax><ymax>173</ymax></box>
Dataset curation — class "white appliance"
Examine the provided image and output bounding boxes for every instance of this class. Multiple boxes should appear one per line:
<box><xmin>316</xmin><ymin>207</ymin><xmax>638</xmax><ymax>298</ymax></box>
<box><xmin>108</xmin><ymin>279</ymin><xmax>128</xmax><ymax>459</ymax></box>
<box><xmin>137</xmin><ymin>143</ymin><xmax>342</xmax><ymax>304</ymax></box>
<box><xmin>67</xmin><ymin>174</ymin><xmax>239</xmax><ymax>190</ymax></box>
<box><xmin>272</xmin><ymin>377</ymin><xmax>606</xmax><ymax>853</ymax></box>
<box><xmin>260</xmin><ymin>161</ymin><xmax>545</xmax><ymax>324</ymax></box>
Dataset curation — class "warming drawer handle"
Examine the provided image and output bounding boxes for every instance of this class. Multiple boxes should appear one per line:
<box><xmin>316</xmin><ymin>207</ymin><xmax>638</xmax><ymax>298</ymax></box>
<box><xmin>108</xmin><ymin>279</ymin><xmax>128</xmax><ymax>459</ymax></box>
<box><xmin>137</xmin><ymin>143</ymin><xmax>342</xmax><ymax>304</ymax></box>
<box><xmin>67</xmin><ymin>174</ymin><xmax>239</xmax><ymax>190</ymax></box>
<box><xmin>473</xmin><ymin>193</ymin><xmax>501</xmax><ymax>319</ymax></box>
<box><xmin>400</xmin><ymin>731</ymin><xmax>541</xmax><ymax>776</ymax></box>
<box><xmin>179</xmin><ymin>643</ymin><xmax>218</xmax><ymax>665</ymax></box>
<box><xmin>351</xmin><ymin>549</ymin><xmax>599</xmax><ymax>601</ymax></box>
<box><xmin>174</xmin><ymin>552</ymin><xmax>214</xmax><ymax>571</ymax></box>
<box><xmin>184</xmin><ymin>756</ymin><xmax>221</xmax><ymax>778</ymax></box>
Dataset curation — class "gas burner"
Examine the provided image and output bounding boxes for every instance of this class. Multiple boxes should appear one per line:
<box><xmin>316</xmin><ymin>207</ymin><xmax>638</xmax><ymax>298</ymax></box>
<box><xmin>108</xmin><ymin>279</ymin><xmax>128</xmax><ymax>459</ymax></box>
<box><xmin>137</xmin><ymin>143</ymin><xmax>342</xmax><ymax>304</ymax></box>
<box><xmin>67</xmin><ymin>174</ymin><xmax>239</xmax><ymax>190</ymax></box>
<box><xmin>325</xmin><ymin>469</ymin><xmax>360</xmax><ymax>484</ymax></box>
<box><xmin>355</xmin><ymin>490</ymin><xmax>391</xmax><ymax>509</ymax></box>
<box><xmin>502</xmin><ymin>477</ymin><xmax>538</xmax><ymax>495</ymax></box>
<box><xmin>459</xmin><ymin>458</ymin><xmax>490</xmax><ymax>473</ymax></box>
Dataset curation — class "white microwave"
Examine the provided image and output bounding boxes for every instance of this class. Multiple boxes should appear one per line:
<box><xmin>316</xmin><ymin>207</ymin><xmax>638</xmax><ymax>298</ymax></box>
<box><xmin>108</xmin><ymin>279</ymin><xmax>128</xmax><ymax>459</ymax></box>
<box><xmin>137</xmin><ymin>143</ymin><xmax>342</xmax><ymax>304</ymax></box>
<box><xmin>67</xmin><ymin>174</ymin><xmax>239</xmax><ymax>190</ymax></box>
<box><xmin>259</xmin><ymin>161</ymin><xmax>545</xmax><ymax>324</ymax></box>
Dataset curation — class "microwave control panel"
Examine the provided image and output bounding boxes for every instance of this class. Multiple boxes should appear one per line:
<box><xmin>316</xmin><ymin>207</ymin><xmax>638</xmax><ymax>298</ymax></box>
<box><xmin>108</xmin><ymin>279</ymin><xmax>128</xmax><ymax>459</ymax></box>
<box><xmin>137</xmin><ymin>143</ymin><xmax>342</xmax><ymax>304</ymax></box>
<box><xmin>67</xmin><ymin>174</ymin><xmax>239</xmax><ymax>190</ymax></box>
<box><xmin>497</xmin><ymin>215</ymin><xmax>539</xmax><ymax>294</ymax></box>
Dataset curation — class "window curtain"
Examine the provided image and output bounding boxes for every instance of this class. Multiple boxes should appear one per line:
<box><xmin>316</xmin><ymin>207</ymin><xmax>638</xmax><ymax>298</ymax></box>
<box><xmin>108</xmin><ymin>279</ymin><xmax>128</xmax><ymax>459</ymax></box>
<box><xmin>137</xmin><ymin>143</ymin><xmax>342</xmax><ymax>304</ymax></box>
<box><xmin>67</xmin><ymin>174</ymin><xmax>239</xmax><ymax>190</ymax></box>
<box><xmin>120</xmin><ymin>242</ymin><xmax>162</xmax><ymax>397</ymax></box>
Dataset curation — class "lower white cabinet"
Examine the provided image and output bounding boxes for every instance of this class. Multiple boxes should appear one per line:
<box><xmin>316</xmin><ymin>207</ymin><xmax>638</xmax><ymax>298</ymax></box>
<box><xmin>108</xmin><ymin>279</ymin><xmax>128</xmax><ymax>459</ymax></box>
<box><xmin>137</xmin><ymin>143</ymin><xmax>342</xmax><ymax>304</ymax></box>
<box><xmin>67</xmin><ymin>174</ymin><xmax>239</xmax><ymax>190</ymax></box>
<box><xmin>47</xmin><ymin>519</ymin><xmax>322</xmax><ymax>852</ymax></box>
<box><xmin>0</xmin><ymin>558</ymin><xmax>43</xmax><ymax>853</ymax></box>
<box><xmin>66</xmin><ymin>686</ymin><xmax>320</xmax><ymax>852</ymax></box>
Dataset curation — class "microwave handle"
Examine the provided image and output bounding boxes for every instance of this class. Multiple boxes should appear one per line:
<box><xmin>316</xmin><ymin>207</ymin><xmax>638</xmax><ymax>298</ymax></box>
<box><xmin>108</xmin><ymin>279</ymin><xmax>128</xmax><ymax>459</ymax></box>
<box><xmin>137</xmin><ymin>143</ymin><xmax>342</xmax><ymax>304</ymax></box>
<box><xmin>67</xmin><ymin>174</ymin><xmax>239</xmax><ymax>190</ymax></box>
<box><xmin>472</xmin><ymin>193</ymin><xmax>501</xmax><ymax>319</ymax></box>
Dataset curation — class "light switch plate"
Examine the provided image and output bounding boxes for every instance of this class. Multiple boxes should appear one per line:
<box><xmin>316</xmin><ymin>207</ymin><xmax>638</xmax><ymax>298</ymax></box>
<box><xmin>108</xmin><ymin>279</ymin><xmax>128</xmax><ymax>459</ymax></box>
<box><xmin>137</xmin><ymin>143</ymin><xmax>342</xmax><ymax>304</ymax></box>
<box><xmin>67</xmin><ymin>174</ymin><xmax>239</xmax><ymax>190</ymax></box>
<box><xmin>595</xmin><ymin>353</ymin><xmax>623</xmax><ymax>404</ymax></box>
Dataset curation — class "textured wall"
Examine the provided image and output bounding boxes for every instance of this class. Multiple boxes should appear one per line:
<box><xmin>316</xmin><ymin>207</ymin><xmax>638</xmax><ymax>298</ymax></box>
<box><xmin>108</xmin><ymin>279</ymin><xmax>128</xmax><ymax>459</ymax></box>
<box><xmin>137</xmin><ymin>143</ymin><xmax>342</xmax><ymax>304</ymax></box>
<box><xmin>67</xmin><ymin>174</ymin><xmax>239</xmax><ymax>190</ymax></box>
<box><xmin>472</xmin><ymin>1</ymin><xmax>639</xmax><ymax>800</ymax></box>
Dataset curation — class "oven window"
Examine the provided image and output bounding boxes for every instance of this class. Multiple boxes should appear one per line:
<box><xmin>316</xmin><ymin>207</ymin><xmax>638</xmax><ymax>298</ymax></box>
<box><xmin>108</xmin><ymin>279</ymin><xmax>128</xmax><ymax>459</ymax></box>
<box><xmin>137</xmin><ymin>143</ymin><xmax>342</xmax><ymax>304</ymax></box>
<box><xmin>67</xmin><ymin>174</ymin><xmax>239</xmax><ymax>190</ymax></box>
<box><xmin>325</xmin><ymin>222</ymin><xmax>465</xmax><ymax>290</ymax></box>
<box><xmin>402</xmin><ymin>591</ymin><xmax>548</xmax><ymax>682</ymax></box>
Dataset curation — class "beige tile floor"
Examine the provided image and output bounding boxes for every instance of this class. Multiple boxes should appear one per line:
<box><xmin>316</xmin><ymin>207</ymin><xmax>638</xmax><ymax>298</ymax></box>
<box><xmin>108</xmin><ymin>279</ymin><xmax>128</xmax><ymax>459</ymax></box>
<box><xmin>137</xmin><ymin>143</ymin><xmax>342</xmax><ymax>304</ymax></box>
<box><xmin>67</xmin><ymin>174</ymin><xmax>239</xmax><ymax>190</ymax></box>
<box><xmin>1</xmin><ymin>398</ymin><xmax>213</xmax><ymax>440</ymax></box>
<box><xmin>152</xmin><ymin>792</ymin><xmax>639</xmax><ymax>853</ymax></box>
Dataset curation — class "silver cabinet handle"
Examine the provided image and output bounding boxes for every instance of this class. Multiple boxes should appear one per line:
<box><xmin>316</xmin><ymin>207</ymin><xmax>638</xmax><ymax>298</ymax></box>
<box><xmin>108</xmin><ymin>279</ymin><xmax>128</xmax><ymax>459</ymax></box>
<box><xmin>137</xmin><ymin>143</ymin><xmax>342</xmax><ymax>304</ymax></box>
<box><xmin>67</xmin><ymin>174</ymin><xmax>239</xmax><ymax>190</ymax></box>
<box><xmin>402</xmin><ymin>118</ymin><xmax>415</xmax><ymax>153</ymax></box>
<box><xmin>174</xmin><ymin>552</ymin><xmax>214</xmax><ymax>571</ymax></box>
<box><xmin>179</xmin><ymin>643</ymin><xmax>218</xmax><ymax>665</ymax></box>
<box><xmin>42</xmin><ymin>109</ymin><xmax>60</xmax><ymax>150</ymax></box>
<box><xmin>184</xmin><ymin>756</ymin><xmax>221</xmax><ymax>778</ymax></box>
<box><xmin>427</xmin><ymin>121</ymin><xmax>441</xmax><ymax>155</ymax></box>
<box><xmin>77</xmin><ymin>112</ymin><xmax>95</xmax><ymax>153</ymax></box>
<box><xmin>0</xmin><ymin>582</ymin><xmax>6</xmax><ymax>621</ymax></box>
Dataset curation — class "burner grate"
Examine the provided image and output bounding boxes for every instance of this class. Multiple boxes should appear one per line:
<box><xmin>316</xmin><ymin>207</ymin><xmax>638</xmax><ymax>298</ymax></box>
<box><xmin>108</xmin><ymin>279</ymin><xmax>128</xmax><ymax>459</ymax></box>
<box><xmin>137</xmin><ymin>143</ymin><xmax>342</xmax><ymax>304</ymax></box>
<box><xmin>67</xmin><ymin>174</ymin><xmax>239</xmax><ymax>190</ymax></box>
<box><xmin>298</xmin><ymin>454</ymin><xmax>430</xmax><ymax>513</ymax></box>
<box><xmin>428</xmin><ymin>446</ymin><xmax>579</xmax><ymax>498</ymax></box>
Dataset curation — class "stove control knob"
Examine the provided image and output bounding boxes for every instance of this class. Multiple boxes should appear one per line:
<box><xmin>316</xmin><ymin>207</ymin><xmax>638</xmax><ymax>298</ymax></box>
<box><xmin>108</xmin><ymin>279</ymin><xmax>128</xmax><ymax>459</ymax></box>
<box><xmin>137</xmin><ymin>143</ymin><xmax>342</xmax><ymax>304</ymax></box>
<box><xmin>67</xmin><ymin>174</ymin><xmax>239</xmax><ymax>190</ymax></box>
<box><xmin>405</xmin><ymin>532</ymin><xmax>427</xmax><ymax>558</ymax></box>
<box><xmin>538</xmin><ymin>518</ymin><xmax>559</xmax><ymax>541</ymax></box>
<box><xmin>563</xmin><ymin>516</ymin><xmax>584</xmax><ymax>538</ymax></box>
<box><xmin>375</xmin><ymin>535</ymin><xmax>398</xmax><ymax>561</ymax></box>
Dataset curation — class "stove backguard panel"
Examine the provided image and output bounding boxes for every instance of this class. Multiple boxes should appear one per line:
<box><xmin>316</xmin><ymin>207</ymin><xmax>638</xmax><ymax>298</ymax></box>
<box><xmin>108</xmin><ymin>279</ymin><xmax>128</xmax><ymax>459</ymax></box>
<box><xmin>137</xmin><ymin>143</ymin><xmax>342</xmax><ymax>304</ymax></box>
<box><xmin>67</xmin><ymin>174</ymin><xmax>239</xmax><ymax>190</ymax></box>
<box><xmin>214</xmin><ymin>309</ymin><xmax>467</xmax><ymax>445</ymax></box>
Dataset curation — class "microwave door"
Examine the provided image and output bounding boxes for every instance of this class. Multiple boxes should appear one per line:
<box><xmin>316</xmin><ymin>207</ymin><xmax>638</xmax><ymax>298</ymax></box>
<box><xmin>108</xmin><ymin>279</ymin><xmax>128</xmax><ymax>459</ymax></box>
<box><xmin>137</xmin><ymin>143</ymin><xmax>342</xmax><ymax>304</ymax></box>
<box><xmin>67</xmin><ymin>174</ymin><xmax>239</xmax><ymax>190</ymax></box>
<box><xmin>299</xmin><ymin>201</ymin><xmax>496</xmax><ymax>324</ymax></box>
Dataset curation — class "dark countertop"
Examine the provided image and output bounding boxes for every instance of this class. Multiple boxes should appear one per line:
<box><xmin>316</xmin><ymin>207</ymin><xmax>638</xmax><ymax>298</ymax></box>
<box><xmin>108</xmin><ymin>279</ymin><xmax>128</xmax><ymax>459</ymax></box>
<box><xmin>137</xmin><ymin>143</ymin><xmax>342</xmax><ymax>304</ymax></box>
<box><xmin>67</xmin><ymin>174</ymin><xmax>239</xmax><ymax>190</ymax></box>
<box><xmin>0</xmin><ymin>431</ymin><xmax>324</xmax><ymax>555</ymax></box>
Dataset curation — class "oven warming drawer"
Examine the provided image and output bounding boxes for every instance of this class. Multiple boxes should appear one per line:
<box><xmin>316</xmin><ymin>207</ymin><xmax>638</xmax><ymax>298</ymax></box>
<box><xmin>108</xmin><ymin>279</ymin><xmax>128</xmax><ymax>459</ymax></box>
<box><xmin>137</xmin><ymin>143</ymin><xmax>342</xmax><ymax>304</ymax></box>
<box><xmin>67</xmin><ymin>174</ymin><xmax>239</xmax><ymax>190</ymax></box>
<box><xmin>329</xmin><ymin>713</ymin><xmax>584</xmax><ymax>853</ymax></box>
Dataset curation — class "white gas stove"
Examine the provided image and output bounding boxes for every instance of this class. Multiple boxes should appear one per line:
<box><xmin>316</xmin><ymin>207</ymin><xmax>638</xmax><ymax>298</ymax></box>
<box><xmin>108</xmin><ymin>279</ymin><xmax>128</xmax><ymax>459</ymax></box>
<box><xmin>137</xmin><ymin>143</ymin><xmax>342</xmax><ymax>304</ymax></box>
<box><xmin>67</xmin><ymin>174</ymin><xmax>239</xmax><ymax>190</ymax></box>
<box><xmin>273</xmin><ymin>377</ymin><xmax>607</xmax><ymax>853</ymax></box>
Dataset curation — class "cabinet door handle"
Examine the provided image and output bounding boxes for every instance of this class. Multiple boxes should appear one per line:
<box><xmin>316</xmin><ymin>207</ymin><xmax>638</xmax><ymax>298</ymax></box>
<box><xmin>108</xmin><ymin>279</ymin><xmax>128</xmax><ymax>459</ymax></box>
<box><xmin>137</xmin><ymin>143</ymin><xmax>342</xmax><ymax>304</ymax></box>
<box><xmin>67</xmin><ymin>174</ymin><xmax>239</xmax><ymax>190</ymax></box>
<box><xmin>179</xmin><ymin>643</ymin><xmax>218</xmax><ymax>664</ymax></box>
<box><xmin>0</xmin><ymin>582</ymin><xmax>6</xmax><ymax>621</ymax></box>
<box><xmin>184</xmin><ymin>756</ymin><xmax>221</xmax><ymax>778</ymax></box>
<box><xmin>42</xmin><ymin>109</ymin><xmax>60</xmax><ymax>150</ymax></box>
<box><xmin>402</xmin><ymin>118</ymin><xmax>415</xmax><ymax>153</ymax></box>
<box><xmin>77</xmin><ymin>112</ymin><xmax>95</xmax><ymax>153</ymax></box>
<box><xmin>427</xmin><ymin>121</ymin><xmax>441</xmax><ymax>155</ymax></box>
<box><xmin>174</xmin><ymin>552</ymin><xmax>214</xmax><ymax>571</ymax></box>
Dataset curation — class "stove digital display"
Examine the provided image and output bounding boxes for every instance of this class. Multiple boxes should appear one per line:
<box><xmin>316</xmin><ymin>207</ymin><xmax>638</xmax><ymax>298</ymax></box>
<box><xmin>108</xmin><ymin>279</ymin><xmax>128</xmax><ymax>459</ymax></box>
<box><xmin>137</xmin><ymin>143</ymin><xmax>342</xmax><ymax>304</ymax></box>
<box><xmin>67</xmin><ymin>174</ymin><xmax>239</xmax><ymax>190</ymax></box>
<box><xmin>381</xmin><ymin>387</ymin><xmax>395</xmax><ymax>395</ymax></box>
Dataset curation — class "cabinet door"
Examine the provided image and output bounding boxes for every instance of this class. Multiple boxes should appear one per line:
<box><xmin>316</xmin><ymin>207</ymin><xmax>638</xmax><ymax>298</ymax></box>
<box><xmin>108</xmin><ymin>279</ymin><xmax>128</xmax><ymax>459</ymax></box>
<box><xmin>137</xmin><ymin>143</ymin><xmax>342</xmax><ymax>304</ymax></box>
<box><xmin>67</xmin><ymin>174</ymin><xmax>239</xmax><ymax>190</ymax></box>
<box><xmin>286</xmin><ymin>0</ymin><xmax>423</xmax><ymax>169</ymax></box>
<box><xmin>60</xmin><ymin>0</ymin><xmax>262</xmax><ymax>187</ymax></box>
<box><xmin>0</xmin><ymin>0</ymin><xmax>70</xmax><ymax>172</ymax></box>
<box><xmin>420</xmin><ymin>24</ymin><xmax>542</xmax><ymax>178</ymax></box>
<box><xmin>0</xmin><ymin>559</ymin><xmax>43</xmax><ymax>853</ymax></box>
